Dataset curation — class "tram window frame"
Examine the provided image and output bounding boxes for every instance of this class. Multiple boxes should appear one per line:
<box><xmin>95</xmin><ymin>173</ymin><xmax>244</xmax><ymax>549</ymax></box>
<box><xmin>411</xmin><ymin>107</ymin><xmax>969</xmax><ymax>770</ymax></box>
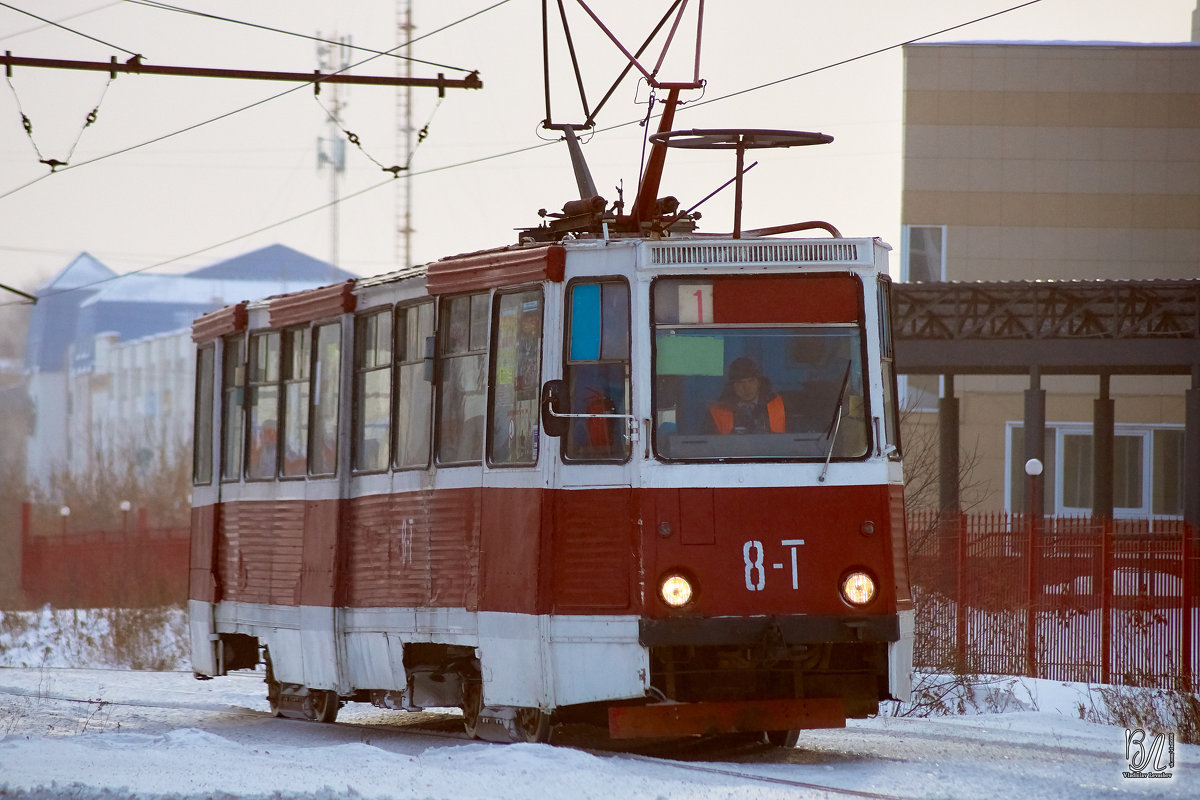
<box><xmin>394</xmin><ymin>300</ymin><xmax>434</xmax><ymax>470</ymax></box>
<box><xmin>309</xmin><ymin>321</ymin><xmax>342</xmax><ymax>477</ymax></box>
<box><xmin>487</xmin><ymin>286</ymin><xmax>544</xmax><ymax>468</ymax></box>
<box><xmin>436</xmin><ymin>292</ymin><xmax>489</xmax><ymax>466</ymax></box>
<box><xmin>279</xmin><ymin>326</ymin><xmax>311</xmax><ymax>479</ymax></box>
<box><xmin>562</xmin><ymin>278</ymin><xmax>632</xmax><ymax>464</ymax></box>
<box><xmin>353</xmin><ymin>307</ymin><xmax>393</xmax><ymax>474</ymax></box>
<box><xmin>245</xmin><ymin>331</ymin><xmax>282</xmax><ymax>480</ymax></box>
<box><xmin>877</xmin><ymin>276</ymin><xmax>902</xmax><ymax>459</ymax></box>
<box><xmin>650</xmin><ymin>274</ymin><xmax>872</xmax><ymax>463</ymax></box>
<box><xmin>219</xmin><ymin>335</ymin><xmax>245</xmax><ymax>482</ymax></box>
<box><xmin>193</xmin><ymin>343</ymin><xmax>215</xmax><ymax>485</ymax></box>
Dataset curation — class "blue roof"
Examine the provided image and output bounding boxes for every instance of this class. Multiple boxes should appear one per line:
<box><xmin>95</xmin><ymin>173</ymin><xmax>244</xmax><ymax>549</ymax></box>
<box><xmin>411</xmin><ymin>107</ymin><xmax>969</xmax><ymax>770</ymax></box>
<box><xmin>186</xmin><ymin>244</ymin><xmax>354</xmax><ymax>283</ymax></box>
<box><xmin>26</xmin><ymin>244</ymin><xmax>356</xmax><ymax>372</ymax></box>
<box><xmin>39</xmin><ymin>252</ymin><xmax>116</xmax><ymax>293</ymax></box>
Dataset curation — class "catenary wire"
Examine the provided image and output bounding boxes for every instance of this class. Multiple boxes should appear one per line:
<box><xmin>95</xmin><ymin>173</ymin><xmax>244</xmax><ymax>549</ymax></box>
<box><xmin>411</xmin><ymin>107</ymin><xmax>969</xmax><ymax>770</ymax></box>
<box><xmin>0</xmin><ymin>0</ymin><xmax>508</xmax><ymax>199</ymax></box>
<box><xmin>0</xmin><ymin>1</ymin><xmax>122</xmax><ymax>42</ymax></box>
<box><xmin>0</xmin><ymin>1</ymin><xmax>141</xmax><ymax>57</ymax></box>
<box><xmin>3</xmin><ymin>1</ymin><xmax>1042</xmax><ymax>304</ymax></box>
<box><xmin>124</xmin><ymin>0</ymin><xmax>477</xmax><ymax>74</ymax></box>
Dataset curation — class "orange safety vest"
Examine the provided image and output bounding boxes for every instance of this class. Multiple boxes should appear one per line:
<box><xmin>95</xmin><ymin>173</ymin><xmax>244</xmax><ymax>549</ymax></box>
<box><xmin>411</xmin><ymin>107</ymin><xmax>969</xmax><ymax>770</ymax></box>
<box><xmin>708</xmin><ymin>395</ymin><xmax>785</xmax><ymax>435</ymax></box>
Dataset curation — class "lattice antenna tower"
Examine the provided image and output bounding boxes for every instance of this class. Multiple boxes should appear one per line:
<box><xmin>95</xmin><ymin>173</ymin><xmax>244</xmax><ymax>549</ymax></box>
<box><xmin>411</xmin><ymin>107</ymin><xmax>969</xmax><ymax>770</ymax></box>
<box><xmin>316</xmin><ymin>34</ymin><xmax>353</xmax><ymax>277</ymax></box>
<box><xmin>396</xmin><ymin>0</ymin><xmax>415</xmax><ymax>268</ymax></box>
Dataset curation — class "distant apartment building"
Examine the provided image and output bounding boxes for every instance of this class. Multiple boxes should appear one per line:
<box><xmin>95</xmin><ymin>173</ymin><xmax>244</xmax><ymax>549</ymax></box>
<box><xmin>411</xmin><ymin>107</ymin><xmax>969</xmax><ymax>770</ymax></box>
<box><xmin>21</xmin><ymin>245</ymin><xmax>353</xmax><ymax>492</ymax></box>
<box><xmin>900</xmin><ymin>39</ymin><xmax>1199</xmax><ymax>518</ymax></box>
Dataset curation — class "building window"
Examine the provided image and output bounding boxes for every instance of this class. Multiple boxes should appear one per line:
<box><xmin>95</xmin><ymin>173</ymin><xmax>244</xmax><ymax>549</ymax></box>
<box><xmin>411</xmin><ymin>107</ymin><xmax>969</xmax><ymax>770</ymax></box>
<box><xmin>1007</xmin><ymin>424</ymin><xmax>1182</xmax><ymax>518</ymax></box>
<box><xmin>1152</xmin><ymin>429</ymin><xmax>1185</xmax><ymax>517</ymax></box>
<box><xmin>902</xmin><ymin>224</ymin><xmax>946</xmax><ymax>282</ymax></box>
<box><xmin>489</xmin><ymin>288</ymin><xmax>543</xmax><ymax>466</ymax></box>
<box><xmin>394</xmin><ymin>301</ymin><xmax>434</xmax><ymax>469</ymax></box>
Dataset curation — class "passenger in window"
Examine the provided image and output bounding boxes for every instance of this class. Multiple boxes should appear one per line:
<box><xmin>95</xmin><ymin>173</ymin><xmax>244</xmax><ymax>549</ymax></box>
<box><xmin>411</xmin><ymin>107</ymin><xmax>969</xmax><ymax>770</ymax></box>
<box><xmin>708</xmin><ymin>357</ymin><xmax>785</xmax><ymax>435</ymax></box>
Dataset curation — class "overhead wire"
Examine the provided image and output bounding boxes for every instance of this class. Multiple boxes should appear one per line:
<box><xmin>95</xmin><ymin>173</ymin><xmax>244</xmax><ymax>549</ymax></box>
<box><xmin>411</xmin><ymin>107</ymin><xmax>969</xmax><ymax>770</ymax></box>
<box><xmin>0</xmin><ymin>1</ymin><xmax>123</xmax><ymax>42</ymax></box>
<box><xmin>0</xmin><ymin>0</ymin><xmax>509</xmax><ymax>199</ymax></box>
<box><xmin>3</xmin><ymin>173</ymin><xmax>403</xmax><ymax>306</ymax></box>
<box><xmin>6</xmin><ymin>68</ymin><xmax>115</xmax><ymax>170</ymax></box>
<box><xmin>4</xmin><ymin>0</ymin><xmax>1041</xmax><ymax>305</ymax></box>
<box><xmin>688</xmin><ymin>0</ymin><xmax>1047</xmax><ymax>110</ymax></box>
<box><xmin>410</xmin><ymin>2</ymin><xmax>1048</xmax><ymax>170</ymax></box>
<box><xmin>124</xmin><ymin>0</ymin><xmax>476</xmax><ymax>74</ymax></box>
<box><xmin>0</xmin><ymin>1</ymin><xmax>141</xmax><ymax>57</ymax></box>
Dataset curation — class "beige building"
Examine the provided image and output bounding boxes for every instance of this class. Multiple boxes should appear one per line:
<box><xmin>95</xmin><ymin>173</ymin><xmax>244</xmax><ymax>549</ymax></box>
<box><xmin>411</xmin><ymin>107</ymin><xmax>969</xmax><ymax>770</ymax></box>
<box><xmin>899</xmin><ymin>40</ymin><xmax>1199</xmax><ymax>519</ymax></box>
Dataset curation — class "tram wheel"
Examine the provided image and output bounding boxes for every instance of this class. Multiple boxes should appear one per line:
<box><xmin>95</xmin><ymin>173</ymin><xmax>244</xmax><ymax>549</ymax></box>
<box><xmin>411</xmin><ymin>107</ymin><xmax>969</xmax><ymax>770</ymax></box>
<box><xmin>263</xmin><ymin>650</ymin><xmax>282</xmax><ymax>717</ymax></box>
<box><xmin>309</xmin><ymin>689</ymin><xmax>340</xmax><ymax>724</ymax></box>
<box><xmin>461</xmin><ymin>676</ymin><xmax>484</xmax><ymax>739</ymax></box>
<box><xmin>266</xmin><ymin>680</ymin><xmax>282</xmax><ymax>717</ymax></box>
<box><xmin>764</xmin><ymin>729</ymin><xmax>800</xmax><ymax>748</ymax></box>
<box><xmin>513</xmin><ymin>707</ymin><xmax>552</xmax><ymax>743</ymax></box>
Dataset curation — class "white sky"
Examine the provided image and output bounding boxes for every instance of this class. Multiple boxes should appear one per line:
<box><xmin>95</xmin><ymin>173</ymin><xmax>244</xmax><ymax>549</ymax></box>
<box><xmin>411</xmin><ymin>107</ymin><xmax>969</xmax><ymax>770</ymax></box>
<box><xmin>0</xmin><ymin>0</ymin><xmax>1194</xmax><ymax>298</ymax></box>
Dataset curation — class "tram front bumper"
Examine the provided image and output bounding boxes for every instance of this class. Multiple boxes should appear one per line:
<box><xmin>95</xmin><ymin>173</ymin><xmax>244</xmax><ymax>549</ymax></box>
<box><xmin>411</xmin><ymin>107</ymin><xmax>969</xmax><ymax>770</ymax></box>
<box><xmin>607</xmin><ymin>696</ymin><xmax>845</xmax><ymax>739</ymax></box>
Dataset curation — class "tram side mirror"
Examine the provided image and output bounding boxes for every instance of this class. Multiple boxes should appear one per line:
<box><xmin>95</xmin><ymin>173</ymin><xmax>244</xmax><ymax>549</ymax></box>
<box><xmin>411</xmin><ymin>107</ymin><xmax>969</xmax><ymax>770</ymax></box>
<box><xmin>541</xmin><ymin>379</ymin><xmax>569</xmax><ymax>438</ymax></box>
<box><xmin>423</xmin><ymin>336</ymin><xmax>436</xmax><ymax>383</ymax></box>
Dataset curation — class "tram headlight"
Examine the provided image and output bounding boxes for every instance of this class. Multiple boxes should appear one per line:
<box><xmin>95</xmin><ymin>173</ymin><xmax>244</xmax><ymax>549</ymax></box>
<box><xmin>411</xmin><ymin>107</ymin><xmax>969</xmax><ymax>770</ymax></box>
<box><xmin>840</xmin><ymin>570</ymin><xmax>877</xmax><ymax>607</ymax></box>
<box><xmin>659</xmin><ymin>573</ymin><xmax>695</xmax><ymax>608</ymax></box>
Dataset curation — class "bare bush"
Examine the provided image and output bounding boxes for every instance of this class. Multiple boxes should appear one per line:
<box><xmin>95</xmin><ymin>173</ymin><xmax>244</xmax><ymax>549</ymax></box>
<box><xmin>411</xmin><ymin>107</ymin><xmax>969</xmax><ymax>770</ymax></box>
<box><xmin>1084</xmin><ymin>672</ymin><xmax>1200</xmax><ymax>745</ymax></box>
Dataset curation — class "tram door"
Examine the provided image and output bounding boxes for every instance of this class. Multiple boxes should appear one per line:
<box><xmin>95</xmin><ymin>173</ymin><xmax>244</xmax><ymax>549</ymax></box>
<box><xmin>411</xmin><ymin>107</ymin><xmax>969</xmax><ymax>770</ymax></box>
<box><xmin>550</xmin><ymin>278</ymin><xmax>638</xmax><ymax>614</ymax></box>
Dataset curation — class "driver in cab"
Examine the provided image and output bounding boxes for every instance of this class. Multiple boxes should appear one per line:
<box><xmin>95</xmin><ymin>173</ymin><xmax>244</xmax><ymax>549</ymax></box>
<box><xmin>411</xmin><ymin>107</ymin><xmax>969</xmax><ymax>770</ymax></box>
<box><xmin>708</xmin><ymin>357</ymin><xmax>785</xmax><ymax>434</ymax></box>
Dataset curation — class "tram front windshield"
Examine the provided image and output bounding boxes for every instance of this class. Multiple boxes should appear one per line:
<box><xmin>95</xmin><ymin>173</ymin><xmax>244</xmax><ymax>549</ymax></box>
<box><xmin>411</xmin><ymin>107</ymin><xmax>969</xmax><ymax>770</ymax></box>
<box><xmin>652</xmin><ymin>275</ymin><xmax>869</xmax><ymax>461</ymax></box>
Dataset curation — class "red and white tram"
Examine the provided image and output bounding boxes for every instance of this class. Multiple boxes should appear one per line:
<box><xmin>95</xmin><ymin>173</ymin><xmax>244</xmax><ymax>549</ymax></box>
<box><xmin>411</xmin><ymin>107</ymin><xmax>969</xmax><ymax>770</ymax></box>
<box><xmin>188</xmin><ymin>6</ymin><xmax>912</xmax><ymax>744</ymax></box>
<box><xmin>189</xmin><ymin>227</ymin><xmax>913</xmax><ymax>742</ymax></box>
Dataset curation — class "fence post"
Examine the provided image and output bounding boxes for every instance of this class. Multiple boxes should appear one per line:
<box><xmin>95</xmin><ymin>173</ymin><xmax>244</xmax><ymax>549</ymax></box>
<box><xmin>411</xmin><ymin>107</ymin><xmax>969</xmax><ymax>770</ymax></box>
<box><xmin>955</xmin><ymin>512</ymin><xmax>967</xmax><ymax>672</ymax></box>
<box><xmin>1100</xmin><ymin>517</ymin><xmax>1113</xmax><ymax>686</ymax></box>
<box><xmin>1026</xmin><ymin>512</ymin><xmax>1041</xmax><ymax>678</ymax></box>
<box><xmin>19</xmin><ymin>501</ymin><xmax>32</xmax><ymax>595</ymax></box>
<box><xmin>1183</xmin><ymin>521</ymin><xmax>1194</xmax><ymax>691</ymax></box>
<box><xmin>1024</xmin><ymin>368</ymin><xmax>1046</xmax><ymax>679</ymax></box>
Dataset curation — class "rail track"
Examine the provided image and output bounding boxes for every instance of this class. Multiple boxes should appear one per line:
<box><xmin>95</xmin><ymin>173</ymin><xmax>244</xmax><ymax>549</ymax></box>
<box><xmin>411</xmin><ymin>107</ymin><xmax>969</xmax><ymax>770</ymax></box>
<box><xmin>0</xmin><ymin>669</ymin><xmax>917</xmax><ymax>800</ymax></box>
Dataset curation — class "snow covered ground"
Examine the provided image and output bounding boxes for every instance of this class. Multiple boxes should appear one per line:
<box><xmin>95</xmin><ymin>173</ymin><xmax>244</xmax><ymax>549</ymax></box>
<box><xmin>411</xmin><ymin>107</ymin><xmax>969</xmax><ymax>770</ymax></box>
<box><xmin>0</xmin><ymin>606</ymin><xmax>1195</xmax><ymax>799</ymax></box>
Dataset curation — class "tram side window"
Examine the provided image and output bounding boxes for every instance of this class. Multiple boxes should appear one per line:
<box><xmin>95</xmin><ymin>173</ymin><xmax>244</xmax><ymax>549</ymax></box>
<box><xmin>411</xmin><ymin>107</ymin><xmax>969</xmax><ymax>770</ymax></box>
<box><xmin>280</xmin><ymin>327</ymin><xmax>310</xmax><ymax>477</ymax></box>
<box><xmin>877</xmin><ymin>278</ymin><xmax>901</xmax><ymax>458</ymax></box>
<box><xmin>564</xmin><ymin>280</ymin><xmax>631</xmax><ymax>462</ymax></box>
<box><xmin>246</xmin><ymin>331</ymin><xmax>281</xmax><ymax>480</ymax></box>
<box><xmin>489</xmin><ymin>289</ymin><xmax>543</xmax><ymax>466</ymax></box>
<box><xmin>437</xmin><ymin>293</ymin><xmax>488</xmax><ymax>465</ymax></box>
<box><xmin>220</xmin><ymin>336</ymin><xmax>245</xmax><ymax>481</ymax></box>
<box><xmin>193</xmin><ymin>344</ymin><xmax>214</xmax><ymax>485</ymax></box>
<box><xmin>310</xmin><ymin>322</ymin><xmax>341</xmax><ymax>476</ymax></box>
<box><xmin>353</xmin><ymin>309</ymin><xmax>392</xmax><ymax>472</ymax></box>
<box><xmin>394</xmin><ymin>301</ymin><xmax>434</xmax><ymax>469</ymax></box>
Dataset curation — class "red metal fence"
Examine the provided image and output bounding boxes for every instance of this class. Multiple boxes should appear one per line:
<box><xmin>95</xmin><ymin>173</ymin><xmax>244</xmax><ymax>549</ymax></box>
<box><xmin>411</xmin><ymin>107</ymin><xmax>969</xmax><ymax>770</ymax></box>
<box><xmin>13</xmin><ymin>502</ymin><xmax>1200</xmax><ymax>694</ymax></box>
<box><xmin>909</xmin><ymin>511</ymin><xmax>1199</xmax><ymax>692</ymax></box>
<box><xmin>18</xmin><ymin>502</ymin><xmax>188</xmax><ymax>608</ymax></box>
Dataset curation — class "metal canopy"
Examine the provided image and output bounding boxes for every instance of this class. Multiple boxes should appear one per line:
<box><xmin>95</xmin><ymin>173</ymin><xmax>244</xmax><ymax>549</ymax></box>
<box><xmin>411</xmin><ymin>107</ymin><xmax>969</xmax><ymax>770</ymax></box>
<box><xmin>893</xmin><ymin>278</ymin><xmax>1200</xmax><ymax>375</ymax></box>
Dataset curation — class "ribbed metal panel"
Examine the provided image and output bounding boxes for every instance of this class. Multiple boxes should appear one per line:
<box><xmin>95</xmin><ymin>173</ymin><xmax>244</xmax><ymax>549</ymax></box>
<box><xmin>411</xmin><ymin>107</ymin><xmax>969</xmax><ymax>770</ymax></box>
<box><xmin>426</xmin><ymin>488</ymin><xmax>480</xmax><ymax>610</ymax></box>
<box><xmin>553</xmin><ymin>489</ymin><xmax>633</xmax><ymax>610</ymax></box>
<box><xmin>343</xmin><ymin>489</ymin><xmax>480</xmax><ymax>610</ymax></box>
<box><xmin>343</xmin><ymin>493</ymin><xmax>406</xmax><ymax>608</ymax></box>
<box><xmin>217</xmin><ymin>501</ymin><xmax>305</xmax><ymax>606</ymax></box>
<box><xmin>648</xmin><ymin>240</ymin><xmax>864</xmax><ymax>267</ymax></box>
